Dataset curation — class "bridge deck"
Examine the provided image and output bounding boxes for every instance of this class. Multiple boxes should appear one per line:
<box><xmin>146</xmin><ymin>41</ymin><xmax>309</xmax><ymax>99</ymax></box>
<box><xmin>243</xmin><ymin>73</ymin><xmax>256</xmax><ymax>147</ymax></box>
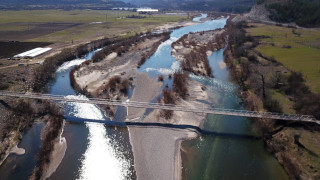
<box><xmin>0</xmin><ymin>91</ymin><xmax>318</xmax><ymax>124</ymax></box>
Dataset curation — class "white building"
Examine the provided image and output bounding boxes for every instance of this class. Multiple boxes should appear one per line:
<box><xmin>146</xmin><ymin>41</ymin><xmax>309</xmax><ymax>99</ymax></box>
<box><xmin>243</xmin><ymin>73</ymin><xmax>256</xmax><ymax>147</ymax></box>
<box><xmin>14</xmin><ymin>47</ymin><xmax>52</xmax><ymax>59</ymax></box>
<box><xmin>136</xmin><ymin>8</ymin><xmax>159</xmax><ymax>13</ymax></box>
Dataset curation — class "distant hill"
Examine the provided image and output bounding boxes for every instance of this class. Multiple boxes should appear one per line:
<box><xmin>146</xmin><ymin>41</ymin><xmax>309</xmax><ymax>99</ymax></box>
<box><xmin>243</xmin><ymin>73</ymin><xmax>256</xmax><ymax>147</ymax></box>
<box><xmin>124</xmin><ymin>0</ymin><xmax>255</xmax><ymax>13</ymax></box>
<box><xmin>0</xmin><ymin>0</ymin><xmax>255</xmax><ymax>13</ymax></box>
<box><xmin>247</xmin><ymin>0</ymin><xmax>320</xmax><ymax>27</ymax></box>
<box><xmin>0</xmin><ymin>0</ymin><xmax>112</xmax><ymax>4</ymax></box>
<box><xmin>0</xmin><ymin>0</ymin><xmax>131</xmax><ymax>10</ymax></box>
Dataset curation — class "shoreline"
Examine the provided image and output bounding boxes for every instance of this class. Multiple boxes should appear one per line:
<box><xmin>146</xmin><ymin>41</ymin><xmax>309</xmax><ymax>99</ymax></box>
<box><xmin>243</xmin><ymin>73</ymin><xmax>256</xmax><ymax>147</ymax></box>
<box><xmin>42</xmin><ymin>121</ymin><xmax>67</xmax><ymax>179</ymax></box>
<box><xmin>0</xmin><ymin>140</ymin><xmax>25</xmax><ymax>167</ymax></box>
<box><xmin>29</xmin><ymin>114</ymin><xmax>65</xmax><ymax>180</ymax></box>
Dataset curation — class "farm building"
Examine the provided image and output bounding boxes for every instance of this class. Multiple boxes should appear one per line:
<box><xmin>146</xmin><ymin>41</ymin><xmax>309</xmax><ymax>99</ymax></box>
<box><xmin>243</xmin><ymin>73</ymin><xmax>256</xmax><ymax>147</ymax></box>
<box><xmin>136</xmin><ymin>8</ymin><xmax>159</xmax><ymax>13</ymax></box>
<box><xmin>14</xmin><ymin>47</ymin><xmax>52</xmax><ymax>59</ymax></box>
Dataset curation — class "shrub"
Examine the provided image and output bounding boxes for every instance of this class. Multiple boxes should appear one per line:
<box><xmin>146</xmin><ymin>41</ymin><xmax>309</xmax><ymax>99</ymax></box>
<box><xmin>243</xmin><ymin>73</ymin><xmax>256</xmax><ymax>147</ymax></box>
<box><xmin>282</xmin><ymin>45</ymin><xmax>292</xmax><ymax>49</ymax></box>
<box><xmin>120</xmin><ymin>79</ymin><xmax>130</xmax><ymax>95</ymax></box>
<box><xmin>160</xmin><ymin>89</ymin><xmax>176</xmax><ymax>119</ymax></box>
<box><xmin>0</xmin><ymin>83</ymin><xmax>9</xmax><ymax>90</ymax></box>
<box><xmin>12</xmin><ymin>99</ymin><xmax>34</xmax><ymax>115</ymax></box>
<box><xmin>107</xmin><ymin>76</ymin><xmax>121</xmax><ymax>92</ymax></box>
<box><xmin>263</xmin><ymin>96</ymin><xmax>282</xmax><ymax>113</ymax></box>
<box><xmin>285</xmin><ymin>71</ymin><xmax>309</xmax><ymax>96</ymax></box>
<box><xmin>248</xmin><ymin>55</ymin><xmax>258</xmax><ymax>63</ymax></box>
<box><xmin>173</xmin><ymin>72</ymin><xmax>189</xmax><ymax>99</ymax></box>
<box><xmin>163</xmin><ymin>89</ymin><xmax>176</xmax><ymax>105</ymax></box>
<box><xmin>295</xmin><ymin>93</ymin><xmax>320</xmax><ymax>119</ymax></box>
<box><xmin>158</xmin><ymin>75</ymin><xmax>164</xmax><ymax>82</ymax></box>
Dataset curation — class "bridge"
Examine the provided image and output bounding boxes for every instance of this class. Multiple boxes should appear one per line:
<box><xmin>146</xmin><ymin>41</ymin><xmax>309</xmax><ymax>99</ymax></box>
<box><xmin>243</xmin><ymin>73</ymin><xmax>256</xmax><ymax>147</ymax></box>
<box><xmin>0</xmin><ymin>91</ymin><xmax>318</xmax><ymax>124</ymax></box>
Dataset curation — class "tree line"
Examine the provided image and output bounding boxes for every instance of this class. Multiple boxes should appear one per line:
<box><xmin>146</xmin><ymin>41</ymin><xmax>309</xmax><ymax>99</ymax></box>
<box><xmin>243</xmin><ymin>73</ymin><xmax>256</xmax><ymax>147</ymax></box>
<box><xmin>224</xmin><ymin>19</ymin><xmax>320</xmax><ymax>119</ymax></box>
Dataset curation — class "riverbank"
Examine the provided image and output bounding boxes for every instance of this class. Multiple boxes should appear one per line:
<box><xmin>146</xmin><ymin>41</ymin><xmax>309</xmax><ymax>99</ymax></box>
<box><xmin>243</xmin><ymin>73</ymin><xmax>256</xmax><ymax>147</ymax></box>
<box><xmin>0</xmin><ymin>98</ymin><xmax>64</xmax><ymax>169</ymax></box>
<box><xmin>41</xmin><ymin>121</ymin><xmax>66</xmax><ymax>179</ymax></box>
<box><xmin>0</xmin><ymin>133</ymin><xmax>24</xmax><ymax>166</ymax></box>
<box><xmin>223</xmin><ymin>16</ymin><xmax>320</xmax><ymax>179</ymax></box>
<box><xmin>29</xmin><ymin>107</ymin><xmax>65</xmax><ymax>180</ymax></box>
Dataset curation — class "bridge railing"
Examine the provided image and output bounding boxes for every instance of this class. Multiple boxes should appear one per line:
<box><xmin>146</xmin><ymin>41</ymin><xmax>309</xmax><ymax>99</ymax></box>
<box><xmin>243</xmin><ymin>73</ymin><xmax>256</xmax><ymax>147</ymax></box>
<box><xmin>0</xmin><ymin>91</ymin><xmax>318</xmax><ymax>123</ymax></box>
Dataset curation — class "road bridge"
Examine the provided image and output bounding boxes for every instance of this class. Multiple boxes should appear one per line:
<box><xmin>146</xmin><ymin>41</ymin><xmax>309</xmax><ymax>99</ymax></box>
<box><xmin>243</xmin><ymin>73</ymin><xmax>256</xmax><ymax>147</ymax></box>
<box><xmin>0</xmin><ymin>91</ymin><xmax>318</xmax><ymax>124</ymax></box>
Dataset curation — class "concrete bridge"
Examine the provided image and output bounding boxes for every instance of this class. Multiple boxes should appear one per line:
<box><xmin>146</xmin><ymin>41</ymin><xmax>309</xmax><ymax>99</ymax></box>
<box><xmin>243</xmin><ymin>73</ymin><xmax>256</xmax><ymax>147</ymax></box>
<box><xmin>0</xmin><ymin>91</ymin><xmax>318</xmax><ymax>124</ymax></box>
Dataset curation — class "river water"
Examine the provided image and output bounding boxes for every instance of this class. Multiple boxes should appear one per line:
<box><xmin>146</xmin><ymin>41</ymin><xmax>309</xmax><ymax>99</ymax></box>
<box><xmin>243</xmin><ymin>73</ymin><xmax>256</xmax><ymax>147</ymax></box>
<box><xmin>181</xmin><ymin>49</ymin><xmax>289</xmax><ymax>179</ymax></box>
<box><xmin>0</xmin><ymin>14</ymin><xmax>289</xmax><ymax>179</ymax></box>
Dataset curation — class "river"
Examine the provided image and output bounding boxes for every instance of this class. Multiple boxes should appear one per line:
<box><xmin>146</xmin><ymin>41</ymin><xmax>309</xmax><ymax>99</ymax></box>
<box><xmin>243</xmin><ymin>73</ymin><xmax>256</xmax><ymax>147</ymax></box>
<box><xmin>181</xmin><ymin>49</ymin><xmax>289</xmax><ymax>179</ymax></box>
<box><xmin>0</xmin><ymin>14</ymin><xmax>289</xmax><ymax>180</ymax></box>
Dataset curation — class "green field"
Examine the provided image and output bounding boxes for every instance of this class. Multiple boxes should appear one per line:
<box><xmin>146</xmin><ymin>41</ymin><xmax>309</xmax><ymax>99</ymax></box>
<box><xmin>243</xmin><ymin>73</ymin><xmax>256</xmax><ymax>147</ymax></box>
<box><xmin>0</xmin><ymin>10</ymin><xmax>188</xmax><ymax>43</ymax></box>
<box><xmin>246</xmin><ymin>24</ymin><xmax>320</xmax><ymax>93</ymax></box>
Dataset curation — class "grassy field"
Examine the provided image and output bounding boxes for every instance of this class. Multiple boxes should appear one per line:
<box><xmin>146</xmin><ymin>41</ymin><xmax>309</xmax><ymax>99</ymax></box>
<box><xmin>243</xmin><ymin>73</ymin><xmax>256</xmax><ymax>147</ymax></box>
<box><xmin>246</xmin><ymin>23</ymin><xmax>320</xmax><ymax>93</ymax></box>
<box><xmin>0</xmin><ymin>10</ymin><xmax>188</xmax><ymax>43</ymax></box>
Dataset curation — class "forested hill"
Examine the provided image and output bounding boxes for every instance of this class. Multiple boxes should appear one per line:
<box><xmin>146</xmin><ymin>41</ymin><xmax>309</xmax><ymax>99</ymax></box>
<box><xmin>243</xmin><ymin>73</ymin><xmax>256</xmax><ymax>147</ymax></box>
<box><xmin>261</xmin><ymin>0</ymin><xmax>320</xmax><ymax>27</ymax></box>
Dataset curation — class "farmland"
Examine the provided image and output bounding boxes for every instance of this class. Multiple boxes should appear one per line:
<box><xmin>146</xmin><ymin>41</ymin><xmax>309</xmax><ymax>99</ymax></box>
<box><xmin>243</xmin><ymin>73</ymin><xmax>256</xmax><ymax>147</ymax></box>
<box><xmin>246</xmin><ymin>23</ymin><xmax>320</xmax><ymax>93</ymax></box>
<box><xmin>0</xmin><ymin>10</ymin><xmax>188</xmax><ymax>43</ymax></box>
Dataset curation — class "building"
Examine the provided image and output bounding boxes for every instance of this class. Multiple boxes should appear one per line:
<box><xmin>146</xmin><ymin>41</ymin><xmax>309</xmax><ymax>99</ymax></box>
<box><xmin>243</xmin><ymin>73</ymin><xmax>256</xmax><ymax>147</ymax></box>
<box><xmin>136</xmin><ymin>8</ymin><xmax>159</xmax><ymax>13</ymax></box>
<box><xmin>14</xmin><ymin>47</ymin><xmax>52</xmax><ymax>59</ymax></box>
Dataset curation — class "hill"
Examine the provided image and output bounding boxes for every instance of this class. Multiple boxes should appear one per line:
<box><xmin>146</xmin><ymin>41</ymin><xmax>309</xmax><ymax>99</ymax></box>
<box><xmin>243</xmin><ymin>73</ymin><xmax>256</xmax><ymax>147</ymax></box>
<box><xmin>247</xmin><ymin>0</ymin><xmax>320</xmax><ymax>27</ymax></box>
<box><xmin>0</xmin><ymin>0</ymin><xmax>255</xmax><ymax>13</ymax></box>
<box><xmin>126</xmin><ymin>0</ymin><xmax>255</xmax><ymax>13</ymax></box>
<box><xmin>0</xmin><ymin>0</ymin><xmax>131</xmax><ymax>10</ymax></box>
<box><xmin>0</xmin><ymin>0</ymin><xmax>110</xmax><ymax>4</ymax></box>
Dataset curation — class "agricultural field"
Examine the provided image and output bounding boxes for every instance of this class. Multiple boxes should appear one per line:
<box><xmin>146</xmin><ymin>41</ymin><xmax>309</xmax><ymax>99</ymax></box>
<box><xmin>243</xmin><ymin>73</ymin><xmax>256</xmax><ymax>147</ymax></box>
<box><xmin>246</xmin><ymin>23</ymin><xmax>320</xmax><ymax>93</ymax></box>
<box><xmin>0</xmin><ymin>10</ymin><xmax>188</xmax><ymax>43</ymax></box>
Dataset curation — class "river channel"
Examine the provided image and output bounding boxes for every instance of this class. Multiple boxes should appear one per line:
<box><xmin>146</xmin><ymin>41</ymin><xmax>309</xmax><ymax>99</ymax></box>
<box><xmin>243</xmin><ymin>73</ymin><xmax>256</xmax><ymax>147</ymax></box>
<box><xmin>0</xmin><ymin>14</ymin><xmax>289</xmax><ymax>180</ymax></box>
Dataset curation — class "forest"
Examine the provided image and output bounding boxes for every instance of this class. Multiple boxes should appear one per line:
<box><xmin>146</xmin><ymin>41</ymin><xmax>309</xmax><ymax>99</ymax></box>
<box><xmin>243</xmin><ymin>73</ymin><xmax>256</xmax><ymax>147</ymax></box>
<box><xmin>267</xmin><ymin>0</ymin><xmax>320</xmax><ymax>27</ymax></box>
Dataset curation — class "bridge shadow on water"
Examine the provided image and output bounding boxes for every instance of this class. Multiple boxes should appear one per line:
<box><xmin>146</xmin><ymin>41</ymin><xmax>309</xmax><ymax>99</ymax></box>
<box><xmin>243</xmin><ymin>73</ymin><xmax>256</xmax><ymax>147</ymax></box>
<box><xmin>65</xmin><ymin>116</ymin><xmax>261</xmax><ymax>140</ymax></box>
